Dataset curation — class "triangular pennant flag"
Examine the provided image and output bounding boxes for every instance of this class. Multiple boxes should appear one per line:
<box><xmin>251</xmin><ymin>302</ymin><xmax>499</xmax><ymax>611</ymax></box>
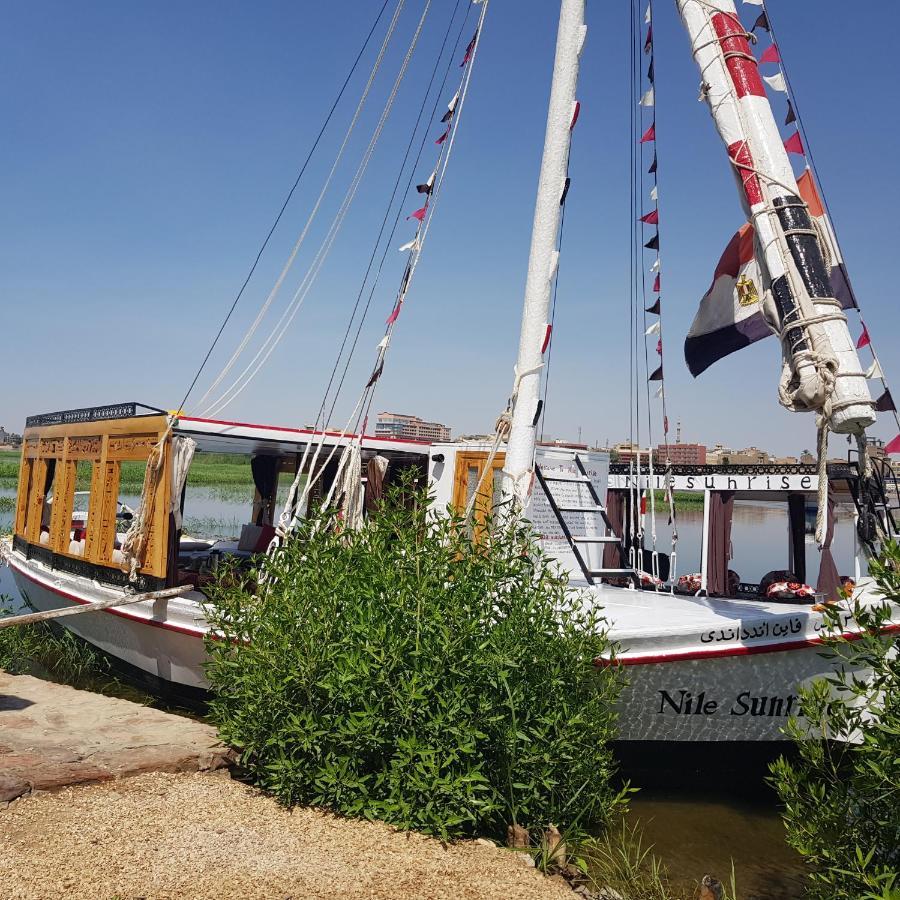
<box><xmin>398</xmin><ymin>238</ymin><xmax>418</xmax><ymax>253</ymax></box>
<box><xmin>655</xmin><ymin>384</ymin><xmax>664</xmax><ymax>398</ymax></box>
<box><xmin>435</xmin><ymin>126</ymin><xmax>450</xmax><ymax>145</ymax></box>
<box><xmin>639</xmin><ymin>209</ymin><xmax>659</xmax><ymax>225</ymax></box>
<box><xmin>783</xmin><ymin>131</ymin><xmax>805</xmax><ymax>156</ymax></box>
<box><xmin>857</xmin><ymin>324</ymin><xmax>871</xmax><ymax>349</ymax></box>
<box><xmin>645</xmin><ymin>297</ymin><xmax>661</xmax><ymax>315</ymax></box>
<box><xmin>875</xmin><ymin>390</ymin><xmax>896</xmax><ymax>412</ymax></box>
<box><xmin>560</xmin><ymin>176</ymin><xmax>571</xmax><ymax>206</ymax></box>
<box><xmin>460</xmin><ymin>31</ymin><xmax>477</xmax><ymax>67</ymax></box>
<box><xmin>885</xmin><ymin>434</ymin><xmax>900</xmax><ymax>455</ymax></box>
<box><xmin>759</xmin><ymin>43</ymin><xmax>780</xmax><ymax>64</ymax></box>
<box><xmin>440</xmin><ymin>91</ymin><xmax>459</xmax><ymax>123</ymax></box>
<box><xmin>648</xmin><ymin>154</ymin><xmax>657</xmax><ymax>174</ymax></box>
<box><xmin>376</xmin><ymin>335</ymin><xmax>389</xmax><ymax>351</ymax></box>
<box><xmin>648</xmin><ymin>59</ymin><xmax>655</xmax><ymax>83</ymax></box>
<box><xmin>763</xmin><ymin>72</ymin><xmax>787</xmax><ymax>92</ymax></box>
<box><xmin>644</xmin><ymin>2</ymin><xmax>651</xmax><ymax>24</ymax></box>
<box><xmin>752</xmin><ymin>12</ymin><xmax>770</xmax><ymax>32</ymax></box>
<box><xmin>645</xmin><ymin>233</ymin><xmax>659</xmax><ymax>251</ymax></box>
<box><xmin>650</xmin><ymin>185</ymin><xmax>658</xmax><ymax>201</ymax></box>
<box><xmin>743</xmin><ymin>0</ymin><xmax>764</xmax><ymax>5</ymax></box>
<box><xmin>408</xmin><ymin>205</ymin><xmax>427</xmax><ymax>222</ymax></box>
<box><xmin>386</xmin><ymin>301</ymin><xmax>402</xmax><ymax>325</ymax></box>
<box><xmin>366</xmin><ymin>361</ymin><xmax>384</xmax><ymax>388</ymax></box>
<box><xmin>644</xmin><ymin>24</ymin><xmax>652</xmax><ymax>54</ymax></box>
<box><xmin>416</xmin><ymin>171</ymin><xmax>436</xmax><ymax>194</ymax></box>
<box><xmin>652</xmin><ymin>272</ymin><xmax>660</xmax><ymax>292</ymax></box>
<box><xmin>650</xmin><ymin>257</ymin><xmax>660</xmax><ymax>272</ymax></box>
<box><xmin>645</xmin><ymin>320</ymin><xmax>661</xmax><ymax>336</ymax></box>
<box><xmin>649</xmin><ymin>364</ymin><xmax>663</xmax><ymax>381</ymax></box>
<box><xmin>785</xmin><ymin>101</ymin><xmax>797</xmax><ymax>125</ymax></box>
<box><xmin>401</xmin><ymin>263</ymin><xmax>411</xmax><ymax>290</ymax></box>
<box><xmin>865</xmin><ymin>359</ymin><xmax>884</xmax><ymax>380</ymax></box>
<box><xmin>656</xmin><ymin>338</ymin><xmax>663</xmax><ymax>355</ymax></box>
<box><xmin>640</xmin><ymin>87</ymin><xmax>655</xmax><ymax>107</ymax></box>
<box><xmin>570</xmin><ymin>100</ymin><xmax>581</xmax><ymax>130</ymax></box>
<box><xmin>640</xmin><ymin>123</ymin><xmax>656</xmax><ymax>143</ymax></box>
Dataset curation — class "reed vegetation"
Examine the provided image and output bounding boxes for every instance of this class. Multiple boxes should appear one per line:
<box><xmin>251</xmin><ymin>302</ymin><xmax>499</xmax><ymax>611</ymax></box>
<box><xmin>203</xmin><ymin>476</ymin><xmax>625</xmax><ymax>842</ymax></box>
<box><xmin>769</xmin><ymin>541</ymin><xmax>900</xmax><ymax>900</ymax></box>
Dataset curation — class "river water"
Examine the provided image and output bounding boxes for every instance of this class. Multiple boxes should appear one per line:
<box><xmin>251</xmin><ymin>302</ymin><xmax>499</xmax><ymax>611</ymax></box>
<box><xmin>3</xmin><ymin>485</ymin><xmax>855</xmax><ymax>896</ymax></box>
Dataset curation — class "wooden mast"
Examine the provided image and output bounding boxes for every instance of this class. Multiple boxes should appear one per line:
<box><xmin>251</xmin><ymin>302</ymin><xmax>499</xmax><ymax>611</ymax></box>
<box><xmin>501</xmin><ymin>0</ymin><xmax>586</xmax><ymax>508</ymax></box>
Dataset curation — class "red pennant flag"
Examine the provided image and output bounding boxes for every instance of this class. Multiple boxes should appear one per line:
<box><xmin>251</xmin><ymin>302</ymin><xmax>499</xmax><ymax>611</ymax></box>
<box><xmin>639</xmin><ymin>209</ymin><xmax>659</xmax><ymax>225</ymax></box>
<box><xmin>435</xmin><ymin>127</ymin><xmax>450</xmax><ymax>145</ymax></box>
<box><xmin>460</xmin><ymin>32</ymin><xmax>477</xmax><ymax>67</ymax></box>
<box><xmin>885</xmin><ymin>434</ymin><xmax>900</xmax><ymax>455</ymax></box>
<box><xmin>640</xmin><ymin>123</ymin><xmax>656</xmax><ymax>143</ymax></box>
<box><xmin>759</xmin><ymin>43</ymin><xmax>780</xmax><ymax>64</ymax></box>
<box><xmin>644</xmin><ymin>24</ymin><xmax>652</xmax><ymax>53</ymax></box>
<box><xmin>656</xmin><ymin>338</ymin><xmax>662</xmax><ymax>355</ymax></box>
<box><xmin>640</xmin><ymin>492</ymin><xmax>647</xmax><ymax>515</ymax></box>
<box><xmin>408</xmin><ymin>205</ymin><xmax>427</xmax><ymax>222</ymax></box>
<box><xmin>386</xmin><ymin>301</ymin><xmax>402</xmax><ymax>325</ymax></box>
<box><xmin>652</xmin><ymin>273</ymin><xmax>660</xmax><ymax>292</ymax></box>
<box><xmin>570</xmin><ymin>100</ymin><xmax>581</xmax><ymax>130</ymax></box>
<box><xmin>783</xmin><ymin>132</ymin><xmax>804</xmax><ymax>156</ymax></box>
<box><xmin>856</xmin><ymin>324</ymin><xmax>871</xmax><ymax>349</ymax></box>
<box><xmin>540</xmin><ymin>323</ymin><xmax>552</xmax><ymax>354</ymax></box>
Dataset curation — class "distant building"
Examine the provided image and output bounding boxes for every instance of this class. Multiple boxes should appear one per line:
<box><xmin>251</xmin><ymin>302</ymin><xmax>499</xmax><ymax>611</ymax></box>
<box><xmin>657</xmin><ymin>442</ymin><xmax>706</xmax><ymax>465</ymax></box>
<box><xmin>375</xmin><ymin>412</ymin><xmax>451</xmax><ymax>443</ymax></box>
<box><xmin>0</xmin><ymin>426</ymin><xmax>22</xmax><ymax>447</ymax></box>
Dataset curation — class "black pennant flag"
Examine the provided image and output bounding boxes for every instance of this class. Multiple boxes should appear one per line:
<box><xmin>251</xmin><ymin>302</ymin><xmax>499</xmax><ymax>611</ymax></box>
<box><xmin>875</xmin><ymin>389</ymin><xmax>896</xmax><ymax>412</ymax></box>
<box><xmin>644</xmin><ymin>232</ymin><xmax>659</xmax><ymax>251</ymax></box>
<box><xmin>645</xmin><ymin>297</ymin><xmax>660</xmax><ymax>315</ymax></box>
<box><xmin>560</xmin><ymin>177</ymin><xmax>571</xmax><ymax>206</ymax></box>
<box><xmin>366</xmin><ymin>361</ymin><xmax>384</xmax><ymax>388</ymax></box>
<box><xmin>785</xmin><ymin>101</ymin><xmax>797</xmax><ymax>126</ymax></box>
<box><xmin>648</xmin><ymin>154</ymin><xmax>657</xmax><ymax>174</ymax></box>
<box><xmin>416</xmin><ymin>172</ymin><xmax>435</xmax><ymax>195</ymax></box>
<box><xmin>649</xmin><ymin>365</ymin><xmax>663</xmax><ymax>382</ymax></box>
<box><xmin>647</xmin><ymin>59</ymin><xmax>654</xmax><ymax>83</ymax></box>
<box><xmin>752</xmin><ymin>12</ymin><xmax>770</xmax><ymax>32</ymax></box>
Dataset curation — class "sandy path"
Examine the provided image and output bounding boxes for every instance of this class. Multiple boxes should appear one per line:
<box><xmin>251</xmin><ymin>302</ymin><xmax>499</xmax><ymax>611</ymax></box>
<box><xmin>0</xmin><ymin>772</ymin><xmax>573</xmax><ymax>899</ymax></box>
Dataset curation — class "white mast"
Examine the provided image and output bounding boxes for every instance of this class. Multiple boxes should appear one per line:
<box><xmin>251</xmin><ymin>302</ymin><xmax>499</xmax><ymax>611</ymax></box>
<box><xmin>501</xmin><ymin>0</ymin><xmax>586</xmax><ymax>508</ymax></box>
<box><xmin>674</xmin><ymin>0</ymin><xmax>875</xmax><ymax>437</ymax></box>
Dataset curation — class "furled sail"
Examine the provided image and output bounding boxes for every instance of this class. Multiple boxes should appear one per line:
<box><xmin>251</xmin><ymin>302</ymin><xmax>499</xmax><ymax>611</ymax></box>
<box><xmin>684</xmin><ymin>171</ymin><xmax>856</xmax><ymax>376</ymax></box>
<box><xmin>675</xmin><ymin>0</ymin><xmax>874</xmax><ymax>435</ymax></box>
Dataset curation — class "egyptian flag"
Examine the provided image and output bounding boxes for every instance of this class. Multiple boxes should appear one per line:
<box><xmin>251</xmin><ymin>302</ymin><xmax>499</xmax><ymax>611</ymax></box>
<box><xmin>684</xmin><ymin>170</ymin><xmax>856</xmax><ymax>377</ymax></box>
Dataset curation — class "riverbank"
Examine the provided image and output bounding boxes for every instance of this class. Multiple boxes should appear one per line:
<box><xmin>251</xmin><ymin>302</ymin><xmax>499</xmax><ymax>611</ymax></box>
<box><xmin>0</xmin><ymin>771</ymin><xmax>571</xmax><ymax>900</ymax></box>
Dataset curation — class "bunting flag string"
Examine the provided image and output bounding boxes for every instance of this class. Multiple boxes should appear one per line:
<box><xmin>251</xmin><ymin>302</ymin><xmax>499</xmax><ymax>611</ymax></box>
<box><xmin>650</xmin><ymin>257</ymin><xmax>660</xmax><ymax>272</ymax></box>
<box><xmin>784</xmin><ymin>101</ymin><xmax>796</xmax><ymax>125</ymax></box>
<box><xmin>644</xmin><ymin>24</ymin><xmax>652</xmax><ymax>53</ymax></box>
<box><xmin>650</xmin><ymin>184</ymin><xmax>658</xmax><ymax>201</ymax></box>
<box><xmin>648</xmin><ymin>154</ymin><xmax>657</xmax><ymax>173</ymax></box>
<box><xmin>639</xmin><ymin>209</ymin><xmax>659</xmax><ymax>224</ymax></box>
<box><xmin>644</xmin><ymin>233</ymin><xmax>659</xmax><ymax>251</ymax></box>
<box><xmin>397</xmin><ymin>238</ymin><xmax>418</xmax><ymax>253</ymax></box>
<box><xmin>783</xmin><ymin>131</ymin><xmax>804</xmax><ymax>156</ymax></box>
<box><xmin>876</xmin><ymin>391</ymin><xmax>896</xmax><ymax>413</ymax></box>
<box><xmin>865</xmin><ymin>359</ymin><xmax>883</xmax><ymax>380</ymax></box>
<box><xmin>644</xmin><ymin>2</ymin><xmax>651</xmax><ymax>23</ymax></box>
<box><xmin>649</xmin><ymin>365</ymin><xmax>663</xmax><ymax>381</ymax></box>
<box><xmin>460</xmin><ymin>31</ymin><xmax>477</xmax><ymax>67</ymax></box>
<box><xmin>407</xmin><ymin>204</ymin><xmax>427</xmax><ymax>221</ymax></box>
<box><xmin>645</xmin><ymin>320</ymin><xmax>660</xmax><ymax>336</ymax></box>
<box><xmin>435</xmin><ymin>126</ymin><xmax>450</xmax><ymax>145</ymax></box>
<box><xmin>645</xmin><ymin>297</ymin><xmax>660</xmax><ymax>315</ymax></box>
<box><xmin>440</xmin><ymin>91</ymin><xmax>459</xmax><ymax>123</ymax></box>
<box><xmin>652</xmin><ymin>272</ymin><xmax>660</xmax><ymax>292</ymax></box>
<box><xmin>759</xmin><ymin>43</ymin><xmax>780</xmax><ymax>64</ymax></box>
<box><xmin>416</xmin><ymin>171</ymin><xmax>436</xmax><ymax>194</ymax></box>
<box><xmin>752</xmin><ymin>12</ymin><xmax>769</xmax><ymax>32</ymax></box>
<box><xmin>857</xmin><ymin>324</ymin><xmax>871</xmax><ymax>349</ymax></box>
<box><xmin>640</xmin><ymin>123</ymin><xmax>656</xmax><ymax>143</ymax></box>
<box><xmin>763</xmin><ymin>72</ymin><xmax>786</xmax><ymax>93</ymax></box>
<box><xmin>640</xmin><ymin>87</ymin><xmax>655</xmax><ymax>107</ymax></box>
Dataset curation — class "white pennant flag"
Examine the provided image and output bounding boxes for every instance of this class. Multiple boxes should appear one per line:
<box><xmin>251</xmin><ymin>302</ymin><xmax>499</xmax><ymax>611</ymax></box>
<box><xmin>743</xmin><ymin>0</ymin><xmax>763</xmax><ymax>5</ymax></box>
<box><xmin>645</xmin><ymin>320</ymin><xmax>661</xmax><ymax>336</ymax></box>
<box><xmin>376</xmin><ymin>335</ymin><xmax>389</xmax><ymax>351</ymax></box>
<box><xmin>644</xmin><ymin>3</ymin><xmax>651</xmax><ymax>23</ymax></box>
<box><xmin>655</xmin><ymin>384</ymin><xmax>664</xmax><ymax>398</ymax></box>
<box><xmin>650</xmin><ymin>185</ymin><xmax>658</xmax><ymax>202</ymax></box>
<box><xmin>763</xmin><ymin>72</ymin><xmax>787</xmax><ymax>92</ymax></box>
<box><xmin>639</xmin><ymin>87</ymin><xmax>655</xmax><ymax>107</ymax></box>
<box><xmin>650</xmin><ymin>258</ymin><xmax>660</xmax><ymax>272</ymax></box>
<box><xmin>865</xmin><ymin>359</ymin><xmax>884</xmax><ymax>380</ymax></box>
<box><xmin>398</xmin><ymin>238</ymin><xmax>418</xmax><ymax>253</ymax></box>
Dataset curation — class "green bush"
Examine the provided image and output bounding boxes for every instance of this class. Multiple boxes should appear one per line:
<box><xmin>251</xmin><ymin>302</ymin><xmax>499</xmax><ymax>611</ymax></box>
<box><xmin>203</xmin><ymin>480</ymin><xmax>624</xmax><ymax>840</ymax></box>
<box><xmin>770</xmin><ymin>541</ymin><xmax>900</xmax><ymax>899</ymax></box>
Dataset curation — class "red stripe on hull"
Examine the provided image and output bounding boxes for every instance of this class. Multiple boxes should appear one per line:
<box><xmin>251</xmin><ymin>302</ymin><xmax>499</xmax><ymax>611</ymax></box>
<box><xmin>594</xmin><ymin>622</ymin><xmax>900</xmax><ymax>667</ymax></box>
<box><xmin>712</xmin><ymin>12</ymin><xmax>764</xmax><ymax>99</ymax></box>
<box><xmin>7</xmin><ymin>555</ymin><xmax>207</xmax><ymax>639</ymax></box>
<box><xmin>727</xmin><ymin>140</ymin><xmax>763</xmax><ymax>207</ymax></box>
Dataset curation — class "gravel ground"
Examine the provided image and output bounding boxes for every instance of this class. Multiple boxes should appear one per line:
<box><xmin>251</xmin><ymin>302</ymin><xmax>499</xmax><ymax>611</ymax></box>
<box><xmin>0</xmin><ymin>772</ymin><xmax>573</xmax><ymax>899</ymax></box>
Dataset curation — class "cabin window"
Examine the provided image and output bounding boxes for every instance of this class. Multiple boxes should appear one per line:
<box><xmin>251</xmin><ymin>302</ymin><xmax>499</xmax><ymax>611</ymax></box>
<box><xmin>451</xmin><ymin>451</ymin><xmax>505</xmax><ymax>537</ymax></box>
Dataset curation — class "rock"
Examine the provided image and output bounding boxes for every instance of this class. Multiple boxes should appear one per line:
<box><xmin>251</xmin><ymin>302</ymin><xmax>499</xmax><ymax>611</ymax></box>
<box><xmin>474</xmin><ymin>838</ymin><xmax>496</xmax><ymax>848</ymax></box>
<box><xmin>514</xmin><ymin>852</ymin><xmax>535</xmax><ymax>868</ymax></box>
<box><xmin>699</xmin><ymin>875</ymin><xmax>725</xmax><ymax>900</ymax></box>
<box><xmin>0</xmin><ymin>774</ymin><xmax>30</xmax><ymax>803</ymax></box>
<box><xmin>541</xmin><ymin>824</ymin><xmax>567</xmax><ymax>867</ymax></box>
<box><xmin>507</xmin><ymin>823</ymin><xmax>530</xmax><ymax>849</ymax></box>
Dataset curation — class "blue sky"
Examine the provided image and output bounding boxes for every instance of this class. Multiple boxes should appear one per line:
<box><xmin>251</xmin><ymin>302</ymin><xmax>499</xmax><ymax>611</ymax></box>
<box><xmin>1</xmin><ymin>0</ymin><xmax>896</xmax><ymax>456</ymax></box>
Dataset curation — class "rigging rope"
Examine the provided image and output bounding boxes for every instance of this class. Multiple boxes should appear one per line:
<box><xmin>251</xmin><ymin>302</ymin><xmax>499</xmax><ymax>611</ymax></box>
<box><xmin>201</xmin><ymin>1</ymin><xmax>433</xmax><ymax>418</ymax></box>
<box><xmin>176</xmin><ymin>0</ymin><xmax>394</xmax><ymax>414</ymax></box>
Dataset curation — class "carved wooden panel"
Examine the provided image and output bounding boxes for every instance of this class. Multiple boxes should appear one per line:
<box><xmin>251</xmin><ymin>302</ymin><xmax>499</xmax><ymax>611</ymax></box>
<box><xmin>13</xmin><ymin>458</ymin><xmax>33</xmax><ymax>537</ymax></box>
<box><xmin>108</xmin><ymin>434</ymin><xmax>159</xmax><ymax>461</ymax></box>
<box><xmin>38</xmin><ymin>437</ymin><xmax>66</xmax><ymax>458</ymax></box>
<box><xmin>49</xmin><ymin>459</ymin><xmax>77</xmax><ymax>554</ymax></box>
<box><xmin>67</xmin><ymin>437</ymin><xmax>103</xmax><ymax>460</ymax></box>
<box><xmin>86</xmin><ymin>461</ymin><xmax>120</xmax><ymax>565</ymax></box>
<box><xmin>25</xmin><ymin>458</ymin><xmax>49</xmax><ymax>544</ymax></box>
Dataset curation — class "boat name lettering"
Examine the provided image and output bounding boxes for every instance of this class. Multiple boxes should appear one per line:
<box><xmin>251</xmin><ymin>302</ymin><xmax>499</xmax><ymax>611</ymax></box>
<box><xmin>657</xmin><ymin>689</ymin><xmax>798</xmax><ymax>718</ymax></box>
<box><xmin>699</xmin><ymin>616</ymin><xmax>804</xmax><ymax>644</ymax></box>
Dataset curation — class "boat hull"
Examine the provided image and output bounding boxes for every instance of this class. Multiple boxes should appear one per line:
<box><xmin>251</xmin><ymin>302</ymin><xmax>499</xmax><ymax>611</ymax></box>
<box><xmin>5</xmin><ymin>549</ymin><xmax>892</xmax><ymax>743</ymax></box>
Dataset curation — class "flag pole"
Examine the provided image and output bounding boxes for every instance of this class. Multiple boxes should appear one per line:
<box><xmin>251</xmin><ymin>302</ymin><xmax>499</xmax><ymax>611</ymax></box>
<box><xmin>501</xmin><ymin>0</ymin><xmax>586</xmax><ymax>508</ymax></box>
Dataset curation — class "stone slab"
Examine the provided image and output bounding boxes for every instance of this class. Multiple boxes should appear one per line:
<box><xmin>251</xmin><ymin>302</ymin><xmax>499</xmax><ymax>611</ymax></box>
<box><xmin>0</xmin><ymin>671</ymin><xmax>233</xmax><ymax>801</ymax></box>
